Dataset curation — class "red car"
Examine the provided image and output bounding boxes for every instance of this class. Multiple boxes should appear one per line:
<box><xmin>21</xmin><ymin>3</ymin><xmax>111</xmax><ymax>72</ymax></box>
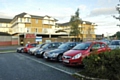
<box><xmin>62</xmin><ymin>41</ymin><xmax>111</xmax><ymax>66</ymax></box>
<box><xmin>23</xmin><ymin>43</ymin><xmax>37</xmax><ymax>53</ymax></box>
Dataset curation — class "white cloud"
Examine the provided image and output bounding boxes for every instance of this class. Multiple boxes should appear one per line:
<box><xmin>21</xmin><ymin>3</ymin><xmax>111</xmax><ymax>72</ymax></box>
<box><xmin>87</xmin><ymin>7</ymin><xmax>117</xmax><ymax>17</ymax></box>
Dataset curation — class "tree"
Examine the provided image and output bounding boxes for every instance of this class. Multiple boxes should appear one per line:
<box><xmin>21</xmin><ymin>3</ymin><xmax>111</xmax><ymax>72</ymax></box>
<box><xmin>69</xmin><ymin>8</ymin><xmax>81</xmax><ymax>41</ymax></box>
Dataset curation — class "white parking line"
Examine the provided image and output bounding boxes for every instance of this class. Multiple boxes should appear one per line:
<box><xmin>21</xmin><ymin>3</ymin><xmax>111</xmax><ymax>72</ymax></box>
<box><xmin>18</xmin><ymin>53</ymin><xmax>72</xmax><ymax>75</ymax></box>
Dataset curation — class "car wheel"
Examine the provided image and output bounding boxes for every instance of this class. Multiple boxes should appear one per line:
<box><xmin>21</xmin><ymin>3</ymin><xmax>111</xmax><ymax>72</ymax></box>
<box><xmin>57</xmin><ymin>54</ymin><xmax>63</xmax><ymax>62</ymax></box>
<box><xmin>17</xmin><ymin>50</ymin><xmax>20</xmax><ymax>53</ymax></box>
<box><xmin>21</xmin><ymin>49</ymin><xmax>24</xmax><ymax>53</ymax></box>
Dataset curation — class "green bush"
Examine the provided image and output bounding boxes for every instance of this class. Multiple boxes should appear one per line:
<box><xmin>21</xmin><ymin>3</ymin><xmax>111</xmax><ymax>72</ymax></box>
<box><xmin>80</xmin><ymin>49</ymin><xmax>120</xmax><ymax>80</ymax></box>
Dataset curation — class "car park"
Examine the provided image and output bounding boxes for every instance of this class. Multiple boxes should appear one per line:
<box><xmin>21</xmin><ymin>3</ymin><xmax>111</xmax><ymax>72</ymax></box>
<box><xmin>35</xmin><ymin>42</ymin><xmax>62</xmax><ymax>58</ymax></box>
<box><xmin>109</xmin><ymin>40</ymin><xmax>120</xmax><ymax>50</ymax></box>
<box><xmin>44</xmin><ymin>42</ymin><xmax>78</xmax><ymax>62</ymax></box>
<box><xmin>62</xmin><ymin>41</ymin><xmax>111</xmax><ymax>66</ymax></box>
<box><xmin>28</xmin><ymin>43</ymin><xmax>45</xmax><ymax>55</ymax></box>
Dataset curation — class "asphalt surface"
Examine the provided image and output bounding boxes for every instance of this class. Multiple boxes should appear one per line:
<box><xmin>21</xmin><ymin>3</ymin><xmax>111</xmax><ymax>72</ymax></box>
<box><xmin>0</xmin><ymin>52</ymin><xmax>82</xmax><ymax>80</ymax></box>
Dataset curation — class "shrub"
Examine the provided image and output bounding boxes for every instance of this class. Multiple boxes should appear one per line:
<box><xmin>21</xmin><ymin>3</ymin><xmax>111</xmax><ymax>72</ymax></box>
<box><xmin>80</xmin><ymin>49</ymin><xmax>120</xmax><ymax>80</ymax></box>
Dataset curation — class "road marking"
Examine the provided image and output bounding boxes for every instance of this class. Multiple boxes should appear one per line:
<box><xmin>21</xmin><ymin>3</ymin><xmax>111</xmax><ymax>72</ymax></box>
<box><xmin>0</xmin><ymin>51</ymin><xmax>16</xmax><ymax>54</ymax></box>
<box><xmin>18</xmin><ymin>53</ymin><xmax>72</xmax><ymax>75</ymax></box>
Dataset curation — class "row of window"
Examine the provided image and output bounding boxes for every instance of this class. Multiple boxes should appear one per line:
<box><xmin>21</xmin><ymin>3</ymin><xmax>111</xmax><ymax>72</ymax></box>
<box><xmin>0</xmin><ymin>23</ymin><xmax>9</xmax><ymax>27</ymax></box>
<box><xmin>19</xmin><ymin>18</ymin><xmax>55</xmax><ymax>25</ymax></box>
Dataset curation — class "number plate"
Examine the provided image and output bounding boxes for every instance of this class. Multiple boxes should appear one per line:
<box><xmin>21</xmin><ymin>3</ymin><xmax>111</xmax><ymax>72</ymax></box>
<box><xmin>63</xmin><ymin>60</ymin><xmax>69</xmax><ymax>63</ymax></box>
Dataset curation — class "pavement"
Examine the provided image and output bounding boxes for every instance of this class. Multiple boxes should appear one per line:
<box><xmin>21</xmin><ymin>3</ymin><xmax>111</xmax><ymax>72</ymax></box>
<box><xmin>0</xmin><ymin>45</ymin><xmax>21</xmax><ymax>53</ymax></box>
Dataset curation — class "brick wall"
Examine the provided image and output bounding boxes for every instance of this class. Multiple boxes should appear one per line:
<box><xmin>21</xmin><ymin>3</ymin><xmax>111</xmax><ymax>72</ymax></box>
<box><xmin>0</xmin><ymin>41</ymin><xmax>11</xmax><ymax>46</ymax></box>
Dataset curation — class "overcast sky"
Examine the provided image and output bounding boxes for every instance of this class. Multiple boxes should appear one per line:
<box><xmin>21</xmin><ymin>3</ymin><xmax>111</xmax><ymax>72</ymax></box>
<box><xmin>0</xmin><ymin>0</ymin><xmax>119</xmax><ymax>36</ymax></box>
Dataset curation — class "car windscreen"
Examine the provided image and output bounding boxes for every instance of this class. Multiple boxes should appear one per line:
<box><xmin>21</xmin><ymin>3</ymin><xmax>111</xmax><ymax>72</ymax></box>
<box><xmin>58</xmin><ymin>43</ymin><xmax>69</xmax><ymax>49</ymax></box>
<box><xmin>72</xmin><ymin>42</ymin><xmax>91</xmax><ymax>50</ymax></box>
<box><xmin>36</xmin><ymin>44</ymin><xmax>42</xmax><ymax>47</ymax></box>
<box><xmin>31</xmin><ymin>44</ymin><xmax>37</xmax><ymax>47</ymax></box>
<box><xmin>42</xmin><ymin>44</ymin><xmax>49</xmax><ymax>48</ymax></box>
<box><xmin>25</xmin><ymin>44</ymin><xmax>28</xmax><ymax>47</ymax></box>
<box><xmin>110</xmin><ymin>41</ymin><xmax>120</xmax><ymax>45</ymax></box>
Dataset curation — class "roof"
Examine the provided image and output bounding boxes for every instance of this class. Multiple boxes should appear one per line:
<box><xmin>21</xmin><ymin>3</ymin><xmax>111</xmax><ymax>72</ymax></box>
<box><xmin>57</xmin><ymin>20</ymin><xmax>93</xmax><ymax>27</ymax></box>
<box><xmin>13</xmin><ymin>12</ymin><xmax>43</xmax><ymax>19</ymax></box>
<box><xmin>0</xmin><ymin>32</ymin><xmax>11</xmax><ymax>36</ymax></box>
<box><xmin>13</xmin><ymin>12</ymin><xmax>57</xmax><ymax>21</ymax></box>
<box><xmin>0</xmin><ymin>18</ymin><xmax>12</xmax><ymax>23</ymax></box>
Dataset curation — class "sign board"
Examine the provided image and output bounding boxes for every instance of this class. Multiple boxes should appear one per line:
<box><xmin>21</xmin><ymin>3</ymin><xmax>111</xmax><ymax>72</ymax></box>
<box><xmin>25</xmin><ymin>34</ymin><xmax>36</xmax><ymax>38</ymax></box>
<box><xmin>36</xmin><ymin>36</ymin><xmax>42</xmax><ymax>44</ymax></box>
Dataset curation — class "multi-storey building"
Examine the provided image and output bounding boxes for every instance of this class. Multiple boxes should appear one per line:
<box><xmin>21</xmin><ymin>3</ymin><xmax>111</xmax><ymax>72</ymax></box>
<box><xmin>0</xmin><ymin>18</ymin><xmax>12</xmax><ymax>33</ymax></box>
<box><xmin>57</xmin><ymin>21</ymin><xmax>96</xmax><ymax>42</ymax></box>
<box><xmin>11</xmin><ymin>12</ymin><xmax>57</xmax><ymax>34</ymax></box>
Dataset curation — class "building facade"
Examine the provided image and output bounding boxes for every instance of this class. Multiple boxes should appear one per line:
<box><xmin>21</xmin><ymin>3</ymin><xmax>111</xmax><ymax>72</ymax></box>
<box><xmin>57</xmin><ymin>21</ymin><xmax>96</xmax><ymax>42</ymax></box>
<box><xmin>11</xmin><ymin>12</ymin><xmax>57</xmax><ymax>34</ymax></box>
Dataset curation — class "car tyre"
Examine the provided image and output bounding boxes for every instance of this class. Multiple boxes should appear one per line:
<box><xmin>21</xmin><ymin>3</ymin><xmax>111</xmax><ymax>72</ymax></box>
<box><xmin>21</xmin><ymin>49</ymin><xmax>24</xmax><ymax>53</ymax></box>
<box><xmin>57</xmin><ymin>54</ymin><xmax>63</xmax><ymax>62</ymax></box>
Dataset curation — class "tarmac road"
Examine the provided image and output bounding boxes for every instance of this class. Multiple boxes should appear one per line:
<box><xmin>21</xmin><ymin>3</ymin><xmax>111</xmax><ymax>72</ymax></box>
<box><xmin>0</xmin><ymin>53</ymin><xmax>80</xmax><ymax>80</ymax></box>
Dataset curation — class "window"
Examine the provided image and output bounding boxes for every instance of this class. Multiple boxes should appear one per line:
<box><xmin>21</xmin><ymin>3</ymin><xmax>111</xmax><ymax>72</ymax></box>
<box><xmin>20</xmin><ymin>18</ymin><xmax>22</xmax><ymax>22</ymax></box>
<box><xmin>26</xmin><ymin>18</ymin><xmax>30</xmax><ymax>22</ymax></box>
<box><xmin>36</xmin><ymin>19</ymin><xmax>38</xmax><ymax>23</ymax></box>
<box><xmin>101</xmin><ymin>44</ymin><xmax>106</xmax><ymax>48</ymax></box>
<box><xmin>27</xmin><ymin>28</ymin><xmax>30</xmax><ymax>32</ymax></box>
<box><xmin>92</xmin><ymin>43</ymin><xmax>101</xmax><ymax>49</ymax></box>
<box><xmin>6</xmin><ymin>24</ymin><xmax>8</xmax><ymax>27</ymax></box>
<box><xmin>36</xmin><ymin>28</ymin><xmax>38</xmax><ymax>32</ymax></box>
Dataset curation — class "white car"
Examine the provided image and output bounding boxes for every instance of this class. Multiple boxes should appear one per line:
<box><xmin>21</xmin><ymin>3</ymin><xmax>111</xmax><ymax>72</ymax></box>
<box><xmin>28</xmin><ymin>43</ymin><xmax>45</xmax><ymax>55</ymax></box>
<box><xmin>17</xmin><ymin>47</ymin><xmax>24</xmax><ymax>53</ymax></box>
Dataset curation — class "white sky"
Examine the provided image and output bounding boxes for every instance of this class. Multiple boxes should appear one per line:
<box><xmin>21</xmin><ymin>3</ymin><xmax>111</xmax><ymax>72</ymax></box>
<box><xmin>0</xmin><ymin>0</ymin><xmax>120</xmax><ymax>36</ymax></box>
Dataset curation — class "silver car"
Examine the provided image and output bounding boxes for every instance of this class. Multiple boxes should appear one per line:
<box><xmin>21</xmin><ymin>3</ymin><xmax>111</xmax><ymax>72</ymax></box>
<box><xmin>109</xmin><ymin>40</ymin><xmax>120</xmax><ymax>50</ymax></box>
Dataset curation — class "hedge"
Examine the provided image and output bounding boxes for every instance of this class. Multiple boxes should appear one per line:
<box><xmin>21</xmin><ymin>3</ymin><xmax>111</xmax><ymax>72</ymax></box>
<box><xmin>79</xmin><ymin>49</ymin><xmax>120</xmax><ymax>80</ymax></box>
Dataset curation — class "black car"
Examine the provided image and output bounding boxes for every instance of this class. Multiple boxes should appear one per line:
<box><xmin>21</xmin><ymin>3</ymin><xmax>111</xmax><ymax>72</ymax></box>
<box><xmin>43</xmin><ymin>42</ymin><xmax>79</xmax><ymax>62</ymax></box>
<box><xmin>35</xmin><ymin>42</ymin><xmax>62</xmax><ymax>58</ymax></box>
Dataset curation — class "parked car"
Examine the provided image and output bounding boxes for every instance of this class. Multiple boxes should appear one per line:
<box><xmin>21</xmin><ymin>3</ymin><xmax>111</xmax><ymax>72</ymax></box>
<box><xmin>109</xmin><ymin>40</ymin><xmax>120</xmax><ymax>50</ymax></box>
<box><xmin>62</xmin><ymin>41</ymin><xmax>111</xmax><ymax>66</ymax></box>
<box><xmin>35</xmin><ymin>42</ymin><xmax>62</xmax><ymax>58</ymax></box>
<box><xmin>23</xmin><ymin>43</ymin><xmax>37</xmax><ymax>53</ymax></box>
<box><xmin>28</xmin><ymin>43</ymin><xmax>45</xmax><ymax>55</ymax></box>
<box><xmin>16</xmin><ymin>46</ymin><xmax>24</xmax><ymax>53</ymax></box>
<box><xmin>44</xmin><ymin>42</ymin><xmax>78</xmax><ymax>62</ymax></box>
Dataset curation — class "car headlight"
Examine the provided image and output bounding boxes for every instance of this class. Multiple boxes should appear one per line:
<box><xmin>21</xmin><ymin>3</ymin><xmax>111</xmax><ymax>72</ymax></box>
<box><xmin>40</xmin><ymin>51</ymin><xmax>44</xmax><ymax>54</ymax></box>
<box><xmin>72</xmin><ymin>53</ymin><xmax>82</xmax><ymax>59</ymax></box>
<box><xmin>50</xmin><ymin>53</ymin><xmax>58</xmax><ymax>57</ymax></box>
<box><xmin>39</xmin><ymin>49</ymin><xmax>43</xmax><ymax>51</ymax></box>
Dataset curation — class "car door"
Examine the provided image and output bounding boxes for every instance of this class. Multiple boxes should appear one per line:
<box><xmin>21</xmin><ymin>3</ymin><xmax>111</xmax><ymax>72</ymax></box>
<box><xmin>100</xmin><ymin>43</ymin><xmax>108</xmax><ymax>52</ymax></box>
<box><xmin>90</xmin><ymin>42</ymin><xmax>103</xmax><ymax>54</ymax></box>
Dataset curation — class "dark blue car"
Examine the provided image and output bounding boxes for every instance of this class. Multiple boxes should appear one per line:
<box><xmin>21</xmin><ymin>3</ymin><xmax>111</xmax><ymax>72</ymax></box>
<box><xmin>43</xmin><ymin>42</ymin><xmax>79</xmax><ymax>62</ymax></box>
